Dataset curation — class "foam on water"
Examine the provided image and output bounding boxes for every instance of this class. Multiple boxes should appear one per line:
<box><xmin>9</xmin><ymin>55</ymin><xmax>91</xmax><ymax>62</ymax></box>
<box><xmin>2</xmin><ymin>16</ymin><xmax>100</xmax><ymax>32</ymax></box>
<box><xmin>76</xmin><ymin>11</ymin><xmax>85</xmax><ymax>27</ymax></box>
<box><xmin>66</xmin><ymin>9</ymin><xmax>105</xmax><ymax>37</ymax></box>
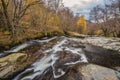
<box><xmin>13</xmin><ymin>37</ymin><xmax>88</xmax><ymax>80</ymax></box>
<box><xmin>13</xmin><ymin>54</ymin><xmax>59</xmax><ymax>80</ymax></box>
<box><xmin>51</xmin><ymin>54</ymin><xmax>66</xmax><ymax>78</ymax></box>
<box><xmin>4</xmin><ymin>37</ymin><xmax>57</xmax><ymax>53</ymax></box>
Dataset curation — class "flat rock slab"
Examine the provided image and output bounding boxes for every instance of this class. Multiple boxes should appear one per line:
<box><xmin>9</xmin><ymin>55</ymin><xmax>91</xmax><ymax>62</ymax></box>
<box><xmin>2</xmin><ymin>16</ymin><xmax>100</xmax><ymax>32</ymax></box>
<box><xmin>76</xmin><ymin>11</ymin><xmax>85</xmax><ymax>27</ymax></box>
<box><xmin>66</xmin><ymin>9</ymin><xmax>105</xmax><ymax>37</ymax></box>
<box><xmin>0</xmin><ymin>53</ymin><xmax>27</xmax><ymax>78</ymax></box>
<box><xmin>80</xmin><ymin>37</ymin><xmax>120</xmax><ymax>52</ymax></box>
<box><xmin>79</xmin><ymin>64</ymin><xmax>119</xmax><ymax>80</ymax></box>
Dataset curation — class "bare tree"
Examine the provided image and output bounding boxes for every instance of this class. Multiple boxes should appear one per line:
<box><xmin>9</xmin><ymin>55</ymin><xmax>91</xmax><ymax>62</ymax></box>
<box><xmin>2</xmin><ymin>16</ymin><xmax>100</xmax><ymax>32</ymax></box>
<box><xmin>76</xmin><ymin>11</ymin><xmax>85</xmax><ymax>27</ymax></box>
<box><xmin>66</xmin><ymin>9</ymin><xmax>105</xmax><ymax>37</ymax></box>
<box><xmin>89</xmin><ymin>5</ymin><xmax>110</xmax><ymax>36</ymax></box>
<box><xmin>46</xmin><ymin>0</ymin><xmax>63</xmax><ymax>14</ymax></box>
<box><xmin>89</xmin><ymin>0</ymin><xmax>120</xmax><ymax>37</ymax></box>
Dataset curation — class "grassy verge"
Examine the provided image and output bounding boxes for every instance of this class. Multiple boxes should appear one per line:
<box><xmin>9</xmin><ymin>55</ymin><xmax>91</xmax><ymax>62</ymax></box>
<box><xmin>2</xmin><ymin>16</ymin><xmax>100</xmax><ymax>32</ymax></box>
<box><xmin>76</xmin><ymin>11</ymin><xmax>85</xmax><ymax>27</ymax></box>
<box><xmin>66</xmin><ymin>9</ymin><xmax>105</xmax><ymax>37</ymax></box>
<box><xmin>0</xmin><ymin>30</ymin><xmax>64</xmax><ymax>52</ymax></box>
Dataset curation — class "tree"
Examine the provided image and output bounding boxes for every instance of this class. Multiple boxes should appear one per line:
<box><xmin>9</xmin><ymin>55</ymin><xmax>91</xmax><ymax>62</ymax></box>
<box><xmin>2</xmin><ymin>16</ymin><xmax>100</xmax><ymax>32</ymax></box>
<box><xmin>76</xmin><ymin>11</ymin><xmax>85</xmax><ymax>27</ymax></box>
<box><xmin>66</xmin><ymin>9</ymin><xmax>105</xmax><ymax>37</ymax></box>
<box><xmin>89</xmin><ymin>0</ymin><xmax>120</xmax><ymax>37</ymax></box>
<box><xmin>0</xmin><ymin>0</ymin><xmax>41</xmax><ymax>37</ymax></box>
<box><xmin>0</xmin><ymin>0</ymin><xmax>12</xmax><ymax>31</ymax></box>
<box><xmin>46</xmin><ymin>0</ymin><xmax>63</xmax><ymax>14</ymax></box>
<box><xmin>77</xmin><ymin>15</ymin><xmax>87</xmax><ymax>34</ymax></box>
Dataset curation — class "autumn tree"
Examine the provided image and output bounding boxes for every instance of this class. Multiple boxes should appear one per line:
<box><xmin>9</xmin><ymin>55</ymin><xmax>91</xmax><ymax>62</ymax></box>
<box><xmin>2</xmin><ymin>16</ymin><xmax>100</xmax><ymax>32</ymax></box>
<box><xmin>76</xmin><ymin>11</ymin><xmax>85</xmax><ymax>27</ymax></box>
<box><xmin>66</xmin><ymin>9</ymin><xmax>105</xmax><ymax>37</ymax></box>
<box><xmin>0</xmin><ymin>0</ymin><xmax>42</xmax><ymax>37</ymax></box>
<box><xmin>57</xmin><ymin>7</ymin><xmax>76</xmax><ymax>33</ymax></box>
<box><xmin>77</xmin><ymin>15</ymin><xmax>87</xmax><ymax>34</ymax></box>
<box><xmin>0</xmin><ymin>0</ymin><xmax>11</xmax><ymax>31</ymax></box>
<box><xmin>29</xmin><ymin>2</ymin><xmax>63</xmax><ymax>36</ymax></box>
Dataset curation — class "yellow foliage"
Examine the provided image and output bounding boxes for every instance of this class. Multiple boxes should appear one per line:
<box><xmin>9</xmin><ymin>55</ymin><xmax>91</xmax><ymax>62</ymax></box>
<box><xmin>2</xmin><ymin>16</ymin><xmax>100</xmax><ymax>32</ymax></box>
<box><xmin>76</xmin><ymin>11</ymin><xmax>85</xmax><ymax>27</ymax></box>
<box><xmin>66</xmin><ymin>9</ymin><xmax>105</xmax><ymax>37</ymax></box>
<box><xmin>21</xmin><ymin>21</ymin><xmax>30</xmax><ymax>26</ymax></box>
<box><xmin>48</xmin><ymin>15</ymin><xmax>60</xmax><ymax>25</ymax></box>
<box><xmin>77</xmin><ymin>15</ymin><xmax>87</xmax><ymax>34</ymax></box>
<box><xmin>46</xmin><ymin>26</ymin><xmax>61</xmax><ymax>32</ymax></box>
<box><xmin>95</xmin><ymin>29</ymin><xmax>103</xmax><ymax>35</ymax></box>
<box><xmin>20</xmin><ymin>0</ymin><xmax>39</xmax><ymax>6</ymax></box>
<box><xmin>4</xmin><ymin>30</ymin><xmax>10</xmax><ymax>35</ymax></box>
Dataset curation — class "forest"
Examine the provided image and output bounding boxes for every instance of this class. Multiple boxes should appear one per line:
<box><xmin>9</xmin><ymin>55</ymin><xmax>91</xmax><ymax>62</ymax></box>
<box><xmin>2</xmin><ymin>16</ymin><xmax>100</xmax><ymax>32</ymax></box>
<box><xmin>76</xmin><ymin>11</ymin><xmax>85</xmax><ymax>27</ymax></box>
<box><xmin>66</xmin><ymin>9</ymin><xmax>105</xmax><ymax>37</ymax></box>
<box><xmin>0</xmin><ymin>0</ymin><xmax>119</xmax><ymax>50</ymax></box>
<box><xmin>0</xmin><ymin>0</ymin><xmax>87</xmax><ymax>50</ymax></box>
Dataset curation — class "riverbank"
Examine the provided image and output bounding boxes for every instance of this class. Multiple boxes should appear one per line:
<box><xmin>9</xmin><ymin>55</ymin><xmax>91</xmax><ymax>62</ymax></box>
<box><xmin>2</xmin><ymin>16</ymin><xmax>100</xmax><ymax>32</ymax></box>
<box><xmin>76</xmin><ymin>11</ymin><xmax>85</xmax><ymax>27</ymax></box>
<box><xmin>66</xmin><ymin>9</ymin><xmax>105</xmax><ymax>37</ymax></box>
<box><xmin>0</xmin><ymin>30</ymin><xmax>64</xmax><ymax>52</ymax></box>
<box><xmin>0</xmin><ymin>31</ymin><xmax>86</xmax><ymax>52</ymax></box>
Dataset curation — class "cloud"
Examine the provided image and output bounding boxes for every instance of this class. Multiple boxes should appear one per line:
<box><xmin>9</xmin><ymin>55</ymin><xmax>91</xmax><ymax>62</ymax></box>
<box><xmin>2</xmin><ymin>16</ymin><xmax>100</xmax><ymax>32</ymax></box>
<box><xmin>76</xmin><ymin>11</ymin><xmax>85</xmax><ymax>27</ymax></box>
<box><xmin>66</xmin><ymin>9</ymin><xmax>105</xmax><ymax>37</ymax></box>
<box><xmin>63</xmin><ymin>0</ymin><xmax>99</xmax><ymax>11</ymax></box>
<box><xmin>62</xmin><ymin>0</ymin><xmax>100</xmax><ymax>18</ymax></box>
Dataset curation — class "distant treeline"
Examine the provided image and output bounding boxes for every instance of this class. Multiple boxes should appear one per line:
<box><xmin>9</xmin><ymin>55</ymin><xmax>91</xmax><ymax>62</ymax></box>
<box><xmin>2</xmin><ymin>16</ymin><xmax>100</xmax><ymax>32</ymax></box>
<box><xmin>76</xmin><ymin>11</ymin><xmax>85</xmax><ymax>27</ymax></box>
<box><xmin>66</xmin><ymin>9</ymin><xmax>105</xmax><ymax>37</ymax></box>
<box><xmin>88</xmin><ymin>0</ymin><xmax>120</xmax><ymax>37</ymax></box>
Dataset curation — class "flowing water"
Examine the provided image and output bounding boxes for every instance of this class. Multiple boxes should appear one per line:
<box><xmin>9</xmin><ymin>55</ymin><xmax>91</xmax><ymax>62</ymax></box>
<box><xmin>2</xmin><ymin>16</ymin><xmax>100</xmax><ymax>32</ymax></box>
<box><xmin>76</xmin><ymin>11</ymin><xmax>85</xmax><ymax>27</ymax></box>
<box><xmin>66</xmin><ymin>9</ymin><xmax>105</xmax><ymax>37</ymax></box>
<box><xmin>12</xmin><ymin>36</ymin><xmax>88</xmax><ymax>80</ymax></box>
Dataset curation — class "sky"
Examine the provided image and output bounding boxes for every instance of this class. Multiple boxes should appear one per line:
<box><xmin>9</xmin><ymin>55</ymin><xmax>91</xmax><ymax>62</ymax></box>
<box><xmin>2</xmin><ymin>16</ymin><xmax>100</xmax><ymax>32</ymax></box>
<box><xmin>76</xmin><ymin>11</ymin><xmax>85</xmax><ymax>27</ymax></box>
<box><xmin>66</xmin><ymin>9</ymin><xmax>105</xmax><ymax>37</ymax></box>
<box><xmin>62</xmin><ymin>0</ymin><xmax>104</xmax><ymax>19</ymax></box>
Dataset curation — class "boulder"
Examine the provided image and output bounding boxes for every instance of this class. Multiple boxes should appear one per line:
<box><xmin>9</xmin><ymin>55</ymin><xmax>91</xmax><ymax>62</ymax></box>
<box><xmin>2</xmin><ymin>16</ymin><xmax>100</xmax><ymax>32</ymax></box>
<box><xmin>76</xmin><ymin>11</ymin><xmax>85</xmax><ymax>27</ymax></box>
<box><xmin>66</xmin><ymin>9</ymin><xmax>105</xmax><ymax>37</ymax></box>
<box><xmin>78</xmin><ymin>64</ymin><xmax>119</xmax><ymax>80</ymax></box>
<box><xmin>0</xmin><ymin>53</ymin><xmax>27</xmax><ymax>78</ymax></box>
<box><xmin>0</xmin><ymin>53</ymin><xmax>27</xmax><ymax>63</ymax></box>
<box><xmin>83</xmin><ymin>44</ymin><xmax>120</xmax><ymax>68</ymax></box>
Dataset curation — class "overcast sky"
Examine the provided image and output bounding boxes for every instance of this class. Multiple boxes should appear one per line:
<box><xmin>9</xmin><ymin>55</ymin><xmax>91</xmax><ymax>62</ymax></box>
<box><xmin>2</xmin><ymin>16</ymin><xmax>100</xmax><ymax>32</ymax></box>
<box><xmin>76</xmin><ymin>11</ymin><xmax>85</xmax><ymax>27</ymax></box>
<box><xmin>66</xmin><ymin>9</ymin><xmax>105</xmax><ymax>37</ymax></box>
<box><xmin>62</xmin><ymin>0</ymin><xmax>103</xmax><ymax>19</ymax></box>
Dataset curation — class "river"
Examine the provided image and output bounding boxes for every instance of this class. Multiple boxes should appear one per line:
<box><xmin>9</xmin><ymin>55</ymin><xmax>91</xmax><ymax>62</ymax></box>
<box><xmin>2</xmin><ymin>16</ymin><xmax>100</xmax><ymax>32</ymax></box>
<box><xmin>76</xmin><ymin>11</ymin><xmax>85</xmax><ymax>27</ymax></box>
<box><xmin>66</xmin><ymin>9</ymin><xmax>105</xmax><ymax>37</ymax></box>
<box><xmin>0</xmin><ymin>36</ymin><xmax>120</xmax><ymax>80</ymax></box>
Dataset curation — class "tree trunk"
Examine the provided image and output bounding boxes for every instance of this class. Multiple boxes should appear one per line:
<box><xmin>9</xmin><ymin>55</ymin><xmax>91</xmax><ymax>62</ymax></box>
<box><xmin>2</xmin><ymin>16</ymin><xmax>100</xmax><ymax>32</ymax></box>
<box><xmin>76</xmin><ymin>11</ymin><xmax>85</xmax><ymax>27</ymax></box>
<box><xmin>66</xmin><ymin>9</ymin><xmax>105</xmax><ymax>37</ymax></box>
<box><xmin>1</xmin><ymin>0</ymin><xmax>12</xmax><ymax>32</ymax></box>
<box><xmin>116</xmin><ymin>31</ymin><xmax>120</xmax><ymax>38</ymax></box>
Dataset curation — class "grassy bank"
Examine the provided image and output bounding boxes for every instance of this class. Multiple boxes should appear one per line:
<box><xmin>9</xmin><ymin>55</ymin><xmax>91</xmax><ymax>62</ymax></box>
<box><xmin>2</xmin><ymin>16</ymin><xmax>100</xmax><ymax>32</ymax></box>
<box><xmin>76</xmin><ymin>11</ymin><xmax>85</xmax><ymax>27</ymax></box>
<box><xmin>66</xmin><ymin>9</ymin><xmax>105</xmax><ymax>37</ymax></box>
<box><xmin>0</xmin><ymin>29</ymin><xmax>64</xmax><ymax>52</ymax></box>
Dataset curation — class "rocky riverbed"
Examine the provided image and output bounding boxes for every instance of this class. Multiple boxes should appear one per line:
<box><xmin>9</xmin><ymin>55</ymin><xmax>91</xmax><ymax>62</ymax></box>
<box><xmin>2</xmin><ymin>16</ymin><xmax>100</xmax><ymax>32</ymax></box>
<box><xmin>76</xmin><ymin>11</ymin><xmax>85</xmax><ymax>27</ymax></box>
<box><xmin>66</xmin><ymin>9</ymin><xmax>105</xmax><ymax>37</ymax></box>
<box><xmin>0</xmin><ymin>36</ymin><xmax>120</xmax><ymax>80</ymax></box>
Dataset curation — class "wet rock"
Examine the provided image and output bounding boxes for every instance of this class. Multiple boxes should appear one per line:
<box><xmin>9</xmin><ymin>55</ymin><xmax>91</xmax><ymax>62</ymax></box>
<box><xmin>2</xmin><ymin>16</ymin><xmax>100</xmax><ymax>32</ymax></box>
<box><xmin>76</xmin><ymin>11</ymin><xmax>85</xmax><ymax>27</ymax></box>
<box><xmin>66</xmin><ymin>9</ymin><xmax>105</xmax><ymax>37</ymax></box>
<box><xmin>39</xmin><ymin>64</ymin><xmax>119</xmax><ymax>80</ymax></box>
<box><xmin>52</xmin><ymin>51</ymin><xmax>83</xmax><ymax>76</ymax></box>
<box><xmin>83</xmin><ymin>45</ymin><xmax>120</xmax><ymax>68</ymax></box>
<box><xmin>34</xmin><ymin>50</ymin><xmax>87</xmax><ymax>80</ymax></box>
<box><xmin>13</xmin><ymin>50</ymin><xmax>87</xmax><ymax>80</ymax></box>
